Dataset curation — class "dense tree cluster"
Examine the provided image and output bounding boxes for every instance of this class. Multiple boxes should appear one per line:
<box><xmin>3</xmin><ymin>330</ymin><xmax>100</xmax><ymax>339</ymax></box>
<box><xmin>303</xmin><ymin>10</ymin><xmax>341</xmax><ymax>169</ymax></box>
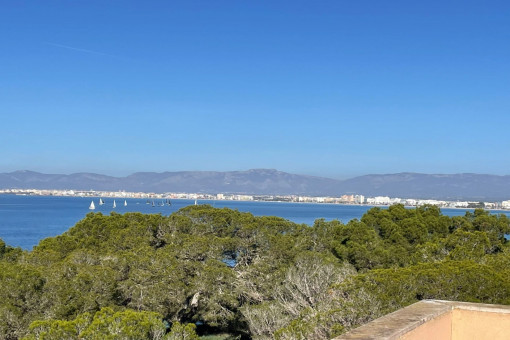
<box><xmin>0</xmin><ymin>204</ymin><xmax>509</xmax><ymax>339</ymax></box>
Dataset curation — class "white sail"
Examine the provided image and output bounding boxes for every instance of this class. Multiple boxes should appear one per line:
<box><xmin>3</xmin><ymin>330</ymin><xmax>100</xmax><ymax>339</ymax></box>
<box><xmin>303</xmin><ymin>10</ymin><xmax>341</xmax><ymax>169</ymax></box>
<box><xmin>113</xmin><ymin>200</ymin><xmax>116</xmax><ymax>208</ymax></box>
<box><xmin>89</xmin><ymin>201</ymin><xmax>95</xmax><ymax>210</ymax></box>
<box><xmin>99</xmin><ymin>198</ymin><xmax>104</xmax><ymax>205</ymax></box>
<box><xmin>124</xmin><ymin>200</ymin><xmax>127</xmax><ymax>206</ymax></box>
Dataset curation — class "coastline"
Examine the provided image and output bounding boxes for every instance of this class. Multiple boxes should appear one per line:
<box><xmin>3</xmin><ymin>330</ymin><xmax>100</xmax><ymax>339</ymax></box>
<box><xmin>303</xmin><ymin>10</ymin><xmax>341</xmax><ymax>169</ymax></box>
<box><xmin>3</xmin><ymin>192</ymin><xmax>509</xmax><ymax>212</ymax></box>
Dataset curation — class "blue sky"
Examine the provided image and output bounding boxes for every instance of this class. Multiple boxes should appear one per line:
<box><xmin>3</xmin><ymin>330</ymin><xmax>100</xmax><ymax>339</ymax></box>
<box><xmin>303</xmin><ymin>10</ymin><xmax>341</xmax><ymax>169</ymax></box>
<box><xmin>1</xmin><ymin>1</ymin><xmax>509</xmax><ymax>179</ymax></box>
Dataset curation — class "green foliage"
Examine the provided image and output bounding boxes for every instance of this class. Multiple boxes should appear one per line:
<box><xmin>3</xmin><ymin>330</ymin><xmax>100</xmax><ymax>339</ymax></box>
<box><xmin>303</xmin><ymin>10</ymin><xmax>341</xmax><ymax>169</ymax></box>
<box><xmin>23</xmin><ymin>313</ymin><xmax>92</xmax><ymax>340</ymax></box>
<box><xmin>274</xmin><ymin>309</ymin><xmax>345</xmax><ymax>340</ymax></box>
<box><xmin>24</xmin><ymin>307</ymin><xmax>166</xmax><ymax>340</ymax></box>
<box><xmin>0</xmin><ymin>238</ymin><xmax>23</xmax><ymax>263</ymax></box>
<box><xmin>166</xmin><ymin>322</ymin><xmax>199</xmax><ymax>340</ymax></box>
<box><xmin>0</xmin><ymin>238</ymin><xmax>5</xmax><ymax>255</ymax></box>
<box><xmin>1</xmin><ymin>204</ymin><xmax>510</xmax><ymax>339</ymax></box>
<box><xmin>242</xmin><ymin>252</ymin><xmax>354</xmax><ymax>339</ymax></box>
<box><xmin>337</xmin><ymin>260</ymin><xmax>510</xmax><ymax>323</ymax></box>
<box><xmin>0</xmin><ymin>263</ymin><xmax>45</xmax><ymax>340</ymax></box>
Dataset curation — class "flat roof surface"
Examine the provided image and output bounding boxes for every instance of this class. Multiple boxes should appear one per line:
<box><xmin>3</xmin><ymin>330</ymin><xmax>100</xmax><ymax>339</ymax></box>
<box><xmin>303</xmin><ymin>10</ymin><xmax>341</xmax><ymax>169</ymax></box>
<box><xmin>334</xmin><ymin>300</ymin><xmax>510</xmax><ymax>340</ymax></box>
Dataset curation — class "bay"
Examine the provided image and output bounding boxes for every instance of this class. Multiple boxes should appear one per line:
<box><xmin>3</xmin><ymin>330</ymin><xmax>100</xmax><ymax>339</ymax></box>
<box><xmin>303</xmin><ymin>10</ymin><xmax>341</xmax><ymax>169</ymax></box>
<box><xmin>0</xmin><ymin>194</ymin><xmax>508</xmax><ymax>250</ymax></box>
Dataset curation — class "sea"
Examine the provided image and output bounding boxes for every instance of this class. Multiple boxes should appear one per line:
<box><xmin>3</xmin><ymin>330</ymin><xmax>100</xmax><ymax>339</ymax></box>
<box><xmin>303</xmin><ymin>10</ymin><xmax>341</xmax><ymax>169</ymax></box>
<box><xmin>1</xmin><ymin>194</ymin><xmax>509</xmax><ymax>250</ymax></box>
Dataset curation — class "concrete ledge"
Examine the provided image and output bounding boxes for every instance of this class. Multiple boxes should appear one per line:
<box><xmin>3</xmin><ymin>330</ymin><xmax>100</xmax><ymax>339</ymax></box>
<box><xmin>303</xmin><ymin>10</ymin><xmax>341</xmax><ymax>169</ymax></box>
<box><xmin>333</xmin><ymin>300</ymin><xmax>510</xmax><ymax>340</ymax></box>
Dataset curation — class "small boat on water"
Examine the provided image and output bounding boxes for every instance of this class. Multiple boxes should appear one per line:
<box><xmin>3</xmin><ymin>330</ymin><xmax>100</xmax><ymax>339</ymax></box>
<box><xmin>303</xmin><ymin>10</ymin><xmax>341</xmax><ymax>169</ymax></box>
<box><xmin>152</xmin><ymin>201</ymin><xmax>155</xmax><ymax>207</ymax></box>
<box><xmin>99</xmin><ymin>198</ymin><xmax>104</xmax><ymax>205</ymax></box>
<box><xmin>113</xmin><ymin>200</ymin><xmax>116</xmax><ymax>208</ymax></box>
<box><xmin>124</xmin><ymin>200</ymin><xmax>127</xmax><ymax>207</ymax></box>
<box><xmin>89</xmin><ymin>201</ymin><xmax>95</xmax><ymax>210</ymax></box>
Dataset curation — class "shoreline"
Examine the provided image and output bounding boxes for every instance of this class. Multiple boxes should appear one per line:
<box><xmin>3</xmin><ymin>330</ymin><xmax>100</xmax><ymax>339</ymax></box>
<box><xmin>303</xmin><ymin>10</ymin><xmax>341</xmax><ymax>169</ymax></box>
<box><xmin>2</xmin><ymin>193</ymin><xmax>509</xmax><ymax>212</ymax></box>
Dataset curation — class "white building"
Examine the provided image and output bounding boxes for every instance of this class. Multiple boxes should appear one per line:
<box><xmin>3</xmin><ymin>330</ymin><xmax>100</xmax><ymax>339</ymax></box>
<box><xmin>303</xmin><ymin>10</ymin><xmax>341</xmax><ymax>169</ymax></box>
<box><xmin>455</xmin><ymin>201</ymin><xmax>469</xmax><ymax>208</ymax></box>
<box><xmin>417</xmin><ymin>199</ymin><xmax>444</xmax><ymax>206</ymax></box>
<box><xmin>405</xmin><ymin>199</ymin><xmax>417</xmax><ymax>206</ymax></box>
<box><xmin>366</xmin><ymin>196</ymin><xmax>392</xmax><ymax>205</ymax></box>
<box><xmin>374</xmin><ymin>196</ymin><xmax>391</xmax><ymax>205</ymax></box>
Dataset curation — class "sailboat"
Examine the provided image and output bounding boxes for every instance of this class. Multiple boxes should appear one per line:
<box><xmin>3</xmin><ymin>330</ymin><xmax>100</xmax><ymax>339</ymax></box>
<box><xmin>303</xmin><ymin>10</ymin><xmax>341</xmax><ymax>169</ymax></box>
<box><xmin>99</xmin><ymin>198</ymin><xmax>104</xmax><ymax>205</ymax></box>
<box><xmin>89</xmin><ymin>201</ymin><xmax>95</xmax><ymax>210</ymax></box>
<box><xmin>152</xmin><ymin>200</ymin><xmax>155</xmax><ymax>207</ymax></box>
<box><xmin>194</xmin><ymin>199</ymin><xmax>197</xmax><ymax>205</ymax></box>
<box><xmin>113</xmin><ymin>200</ymin><xmax>116</xmax><ymax>208</ymax></box>
<box><xmin>124</xmin><ymin>200</ymin><xmax>127</xmax><ymax>207</ymax></box>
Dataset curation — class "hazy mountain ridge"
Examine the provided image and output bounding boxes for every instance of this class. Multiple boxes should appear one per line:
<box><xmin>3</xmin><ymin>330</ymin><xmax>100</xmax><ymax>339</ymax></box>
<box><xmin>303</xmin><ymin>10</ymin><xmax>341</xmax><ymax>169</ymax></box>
<box><xmin>339</xmin><ymin>173</ymin><xmax>510</xmax><ymax>200</ymax></box>
<box><xmin>1</xmin><ymin>170</ymin><xmax>510</xmax><ymax>201</ymax></box>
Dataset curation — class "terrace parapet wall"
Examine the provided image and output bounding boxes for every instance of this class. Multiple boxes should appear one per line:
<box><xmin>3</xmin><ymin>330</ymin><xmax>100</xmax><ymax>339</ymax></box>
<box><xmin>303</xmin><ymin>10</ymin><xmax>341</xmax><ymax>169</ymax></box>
<box><xmin>334</xmin><ymin>300</ymin><xmax>510</xmax><ymax>340</ymax></box>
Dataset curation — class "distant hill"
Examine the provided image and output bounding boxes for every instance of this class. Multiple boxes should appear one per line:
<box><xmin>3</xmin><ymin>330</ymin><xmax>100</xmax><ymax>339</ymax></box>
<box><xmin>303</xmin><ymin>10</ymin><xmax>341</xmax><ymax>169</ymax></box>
<box><xmin>0</xmin><ymin>169</ymin><xmax>339</xmax><ymax>196</ymax></box>
<box><xmin>1</xmin><ymin>170</ymin><xmax>510</xmax><ymax>201</ymax></box>
<box><xmin>338</xmin><ymin>173</ymin><xmax>510</xmax><ymax>201</ymax></box>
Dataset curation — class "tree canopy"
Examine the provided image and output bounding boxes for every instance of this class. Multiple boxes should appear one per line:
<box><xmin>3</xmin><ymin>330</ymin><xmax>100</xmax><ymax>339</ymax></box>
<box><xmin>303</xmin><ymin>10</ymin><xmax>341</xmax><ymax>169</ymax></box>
<box><xmin>0</xmin><ymin>204</ymin><xmax>509</xmax><ymax>339</ymax></box>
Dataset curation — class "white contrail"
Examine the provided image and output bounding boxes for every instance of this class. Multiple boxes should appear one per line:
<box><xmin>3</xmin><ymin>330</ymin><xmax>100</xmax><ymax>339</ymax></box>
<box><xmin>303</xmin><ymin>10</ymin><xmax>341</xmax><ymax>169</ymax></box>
<box><xmin>44</xmin><ymin>42</ymin><xmax>120</xmax><ymax>59</ymax></box>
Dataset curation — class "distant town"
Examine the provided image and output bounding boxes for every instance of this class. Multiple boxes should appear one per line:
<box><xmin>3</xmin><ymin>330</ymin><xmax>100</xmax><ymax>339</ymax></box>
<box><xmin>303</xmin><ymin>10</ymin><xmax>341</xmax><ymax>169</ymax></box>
<box><xmin>2</xmin><ymin>188</ymin><xmax>510</xmax><ymax>210</ymax></box>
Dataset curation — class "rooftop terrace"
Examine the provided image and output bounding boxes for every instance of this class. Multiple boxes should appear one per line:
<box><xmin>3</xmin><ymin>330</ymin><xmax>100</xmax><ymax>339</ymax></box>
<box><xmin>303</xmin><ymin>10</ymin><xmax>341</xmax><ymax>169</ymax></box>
<box><xmin>334</xmin><ymin>300</ymin><xmax>510</xmax><ymax>340</ymax></box>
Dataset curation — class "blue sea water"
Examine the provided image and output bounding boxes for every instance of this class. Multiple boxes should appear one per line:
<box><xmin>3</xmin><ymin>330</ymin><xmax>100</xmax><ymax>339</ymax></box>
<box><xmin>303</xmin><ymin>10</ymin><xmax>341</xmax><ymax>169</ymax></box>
<box><xmin>0</xmin><ymin>194</ymin><xmax>508</xmax><ymax>250</ymax></box>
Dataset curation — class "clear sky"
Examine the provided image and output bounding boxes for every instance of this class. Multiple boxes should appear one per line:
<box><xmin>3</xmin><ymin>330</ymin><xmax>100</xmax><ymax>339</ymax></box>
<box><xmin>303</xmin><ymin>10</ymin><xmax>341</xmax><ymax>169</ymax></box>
<box><xmin>1</xmin><ymin>1</ymin><xmax>509</xmax><ymax>179</ymax></box>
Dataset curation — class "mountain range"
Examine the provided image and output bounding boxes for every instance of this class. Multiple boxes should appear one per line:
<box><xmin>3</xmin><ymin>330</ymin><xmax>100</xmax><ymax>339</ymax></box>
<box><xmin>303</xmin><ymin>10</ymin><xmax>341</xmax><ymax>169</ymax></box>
<box><xmin>1</xmin><ymin>169</ymin><xmax>510</xmax><ymax>201</ymax></box>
